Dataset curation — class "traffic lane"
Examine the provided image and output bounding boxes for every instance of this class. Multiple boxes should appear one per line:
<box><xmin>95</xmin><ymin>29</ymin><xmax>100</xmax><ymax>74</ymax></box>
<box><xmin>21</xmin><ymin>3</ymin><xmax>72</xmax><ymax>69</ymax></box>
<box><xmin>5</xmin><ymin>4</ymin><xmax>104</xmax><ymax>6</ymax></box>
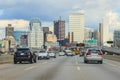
<box><xmin>1</xmin><ymin>55</ymin><xmax>120</xmax><ymax>80</ymax></box>
<box><xmin>0</xmin><ymin>55</ymin><xmax>67</xmax><ymax>80</ymax></box>
<box><xmin>13</xmin><ymin>56</ymin><xmax>68</xmax><ymax>80</ymax></box>
<box><xmin>53</xmin><ymin>56</ymin><xmax>120</xmax><ymax>80</ymax></box>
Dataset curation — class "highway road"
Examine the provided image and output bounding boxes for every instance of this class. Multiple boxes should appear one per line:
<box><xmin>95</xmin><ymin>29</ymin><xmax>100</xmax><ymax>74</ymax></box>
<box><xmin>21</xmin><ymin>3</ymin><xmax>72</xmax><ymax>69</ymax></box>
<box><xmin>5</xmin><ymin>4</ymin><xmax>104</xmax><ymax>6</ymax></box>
<box><xmin>0</xmin><ymin>55</ymin><xmax>120</xmax><ymax>80</ymax></box>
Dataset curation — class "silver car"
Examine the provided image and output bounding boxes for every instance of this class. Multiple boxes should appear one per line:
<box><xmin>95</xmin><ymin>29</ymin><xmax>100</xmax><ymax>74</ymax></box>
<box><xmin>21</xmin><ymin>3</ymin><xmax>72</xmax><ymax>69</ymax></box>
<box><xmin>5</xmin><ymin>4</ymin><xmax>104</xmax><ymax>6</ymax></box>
<box><xmin>48</xmin><ymin>51</ymin><xmax>56</xmax><ymax>58</ymax></box>
<box><xmin>38</xmin><ymin>51</ymin><xmax>50</xmax><ymax>60</ymax></box>
<box><xmin>59</xmin><ymin>51</ymin><xmax>65</xmax><ymax>56</ymax></box>
<box><xmin>84</xmin><ymin>48</ymin><xmax>103</xmax><ymax>64</ymax></box>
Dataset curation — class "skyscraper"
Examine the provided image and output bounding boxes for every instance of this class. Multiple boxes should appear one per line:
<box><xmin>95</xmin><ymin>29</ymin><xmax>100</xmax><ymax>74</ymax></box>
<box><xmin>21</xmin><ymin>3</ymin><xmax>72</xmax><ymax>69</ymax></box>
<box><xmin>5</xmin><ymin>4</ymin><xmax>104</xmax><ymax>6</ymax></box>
<box><xmin>54</xmin><ymin>20</ymin><xmax>65</xmax><ymax>40</ymax></box>
<box><xmin>28</xmin><ymin>19</ymin><xmax>43</xmax><ymax>48</ymax></box>
<box><xmin>6</xmin><ymin>24</ymin><xmax>14</xmax><ymax>37</ymax></box>
<box><xmin>13</xmin><ymin>31</ymin><xmax>27</xmax><ymax>44</ymax></box>
<box><xmin>69</xmin><ymin>13</ymin><xmax>85</xmax><ymax>43</ymax></box>
<box><xmin>20</xmin><ymin>35</ymin><xmax>28</xmax><ymax>47</ymax></box>
<box><xmin>99</xmin><ymin>23</ymin><xmax>103</xmax><ymax>46</ymax></box>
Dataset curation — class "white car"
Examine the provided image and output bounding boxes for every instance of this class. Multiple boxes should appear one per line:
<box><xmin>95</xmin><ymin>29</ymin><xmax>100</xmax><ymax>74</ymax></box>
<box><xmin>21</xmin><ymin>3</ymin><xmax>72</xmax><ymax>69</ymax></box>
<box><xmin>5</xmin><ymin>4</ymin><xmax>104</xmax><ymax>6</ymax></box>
<box><xmin>65</xmin><ymin>50</ymin><xmax>74</xmax><ymax>56</ymax></box>
<box><xmin>84</xmin><ymin>48</ymin><xmax>103</xmax><ymax>64</ymax></box>
<box><xmin>48</xmin><ymin>51</ymin><xmax>56</xmax><ymax>58</ymax></box>
<box><xmin>59</xmin><ymin>52</ymin><xmax>65</xmax><ymax>56</ymax></box>
<box><xmin>38</xmin><ymin>51</ymin><xmax>50</xmax><ymax>60</ymax></box>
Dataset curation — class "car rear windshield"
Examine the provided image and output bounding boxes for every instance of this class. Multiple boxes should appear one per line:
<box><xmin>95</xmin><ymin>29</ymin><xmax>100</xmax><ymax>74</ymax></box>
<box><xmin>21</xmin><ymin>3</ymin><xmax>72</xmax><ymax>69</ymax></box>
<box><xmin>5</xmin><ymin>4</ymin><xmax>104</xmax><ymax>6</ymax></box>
<box><xmin>17</xmin><ymin>48</ymin><xmax>30</xmax><ymax>51</ymax></box>
<box><xmin>39</xmin><ymin>51</ymin><xmax>46</xmax><ymax>53</ymax></box>
<box><xmin>89</xmin><ymin>49</ymin><xmax>100</xmax><ymax>53</ymax></box>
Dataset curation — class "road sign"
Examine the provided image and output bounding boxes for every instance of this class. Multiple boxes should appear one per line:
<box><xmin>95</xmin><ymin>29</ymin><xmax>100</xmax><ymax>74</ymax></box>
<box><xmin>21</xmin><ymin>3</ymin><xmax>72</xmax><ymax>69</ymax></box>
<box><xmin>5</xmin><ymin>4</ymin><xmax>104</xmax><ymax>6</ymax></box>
<box><xmin>0</xmin><ymin>43</ymin><xmax>2</xmax><ymax>47</ymax></box>
<box><xmin>87</xmin><ymin>40</ymin><xmax>97</xmax><ymax>43</ymax></box>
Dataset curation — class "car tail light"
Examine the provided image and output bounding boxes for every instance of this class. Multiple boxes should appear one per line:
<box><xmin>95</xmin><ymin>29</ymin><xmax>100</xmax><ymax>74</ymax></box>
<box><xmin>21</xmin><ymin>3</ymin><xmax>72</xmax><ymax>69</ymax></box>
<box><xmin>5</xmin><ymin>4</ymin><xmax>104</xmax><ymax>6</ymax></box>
<box><xmin>86</xmin><ymin>51</ymin><xmax>91</xmax><ymax>56</ymax></box>
<box><xmin>98</xmin><ymin>52</ymin><xmax>103</xmax><ymax>56</ymax></box>
<box><xmin>28</xmin><ymin>52</ymin><xmax>32</xmax><ymax>56</ymax></box>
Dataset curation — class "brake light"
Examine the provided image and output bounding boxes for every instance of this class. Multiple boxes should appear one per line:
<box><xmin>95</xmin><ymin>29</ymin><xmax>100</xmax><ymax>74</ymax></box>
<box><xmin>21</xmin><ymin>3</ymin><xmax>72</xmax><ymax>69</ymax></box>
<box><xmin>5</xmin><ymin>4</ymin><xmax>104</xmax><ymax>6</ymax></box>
<box><xmin>28</xmin><ymin>52</ymin><xmax>32</xmax><ymax>56</ymax></box>
<box><xmin>98</xmin><ymin>52</ymin><xmax>103</xmax><ymax>56</ymax></box>
<box><xmin>86</xmin><ymin>52</ymin><xmax>91</xmax><ymax>56</ymax></box>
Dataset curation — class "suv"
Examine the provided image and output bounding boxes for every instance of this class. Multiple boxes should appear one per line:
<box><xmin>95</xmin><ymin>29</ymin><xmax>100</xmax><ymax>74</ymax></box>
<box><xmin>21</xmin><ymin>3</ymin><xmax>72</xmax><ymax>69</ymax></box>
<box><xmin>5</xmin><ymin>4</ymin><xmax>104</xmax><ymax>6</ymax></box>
<box><xmin>14</xmin><ymin>48</ymin><xmax>37</xmax><ymax>64</ymax></box>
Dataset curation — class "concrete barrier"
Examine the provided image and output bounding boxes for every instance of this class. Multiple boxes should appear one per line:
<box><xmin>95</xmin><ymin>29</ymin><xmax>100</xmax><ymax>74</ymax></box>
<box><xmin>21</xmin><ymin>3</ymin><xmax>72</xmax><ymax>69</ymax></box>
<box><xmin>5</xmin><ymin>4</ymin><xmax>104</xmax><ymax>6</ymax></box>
<box><xmin>0</xmin><ymin>54</ymin><xmax>13</xmax><ymax>64</ymax></box>
<box><xmin>103</xmin><ymin>55</ymin><xmax>120</xmax><ymax>62</ymax></box>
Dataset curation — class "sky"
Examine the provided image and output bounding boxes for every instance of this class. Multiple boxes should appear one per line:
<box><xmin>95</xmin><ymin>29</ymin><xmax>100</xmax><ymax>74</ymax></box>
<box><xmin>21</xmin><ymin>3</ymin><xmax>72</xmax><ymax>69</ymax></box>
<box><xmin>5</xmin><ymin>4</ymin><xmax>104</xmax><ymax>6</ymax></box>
<box><xmin>0</xmin><ymin>0</ymin><xmax>120</xmax><ymax>39</ymax></box>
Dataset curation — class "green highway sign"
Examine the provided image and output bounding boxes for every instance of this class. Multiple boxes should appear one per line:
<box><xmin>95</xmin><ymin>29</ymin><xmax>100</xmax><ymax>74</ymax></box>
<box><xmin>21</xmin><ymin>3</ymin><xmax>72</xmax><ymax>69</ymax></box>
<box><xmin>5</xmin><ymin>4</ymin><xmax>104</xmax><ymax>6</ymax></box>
<box><xmin>0</xmin><ymin>43</ymin><xmax>2</xmax><ymax>47</ymax></box>
<box><xmin>87</xmin><ymin>40</ymin><xmax>97</xmax><ymax>43</ymax></box>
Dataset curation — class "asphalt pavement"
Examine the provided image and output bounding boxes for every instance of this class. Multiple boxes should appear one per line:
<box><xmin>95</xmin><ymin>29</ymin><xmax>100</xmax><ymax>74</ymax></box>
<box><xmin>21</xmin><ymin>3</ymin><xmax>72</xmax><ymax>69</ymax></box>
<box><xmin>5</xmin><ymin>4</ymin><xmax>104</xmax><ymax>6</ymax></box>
<box><xmin>0</xmin><ymin>55</ymin><xmax>120</xmax><ymax>80</ymax></box>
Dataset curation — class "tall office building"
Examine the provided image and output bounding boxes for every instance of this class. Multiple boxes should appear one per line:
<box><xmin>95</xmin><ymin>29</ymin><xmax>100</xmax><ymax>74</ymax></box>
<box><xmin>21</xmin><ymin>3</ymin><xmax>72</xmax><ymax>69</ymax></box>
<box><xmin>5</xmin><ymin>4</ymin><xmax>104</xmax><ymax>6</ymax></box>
<box><xmin>6</xmin><ymin>24</ymin><xmax>14</xmax><ymax>37</ymax></box>
<box><xmin>28</xmin><ymin>19</ymin><xmax>43</xmax><ymax>48</ymax></box>
<box><xmin>99</xmin><ymin>23</ymin><xmax>103</xmax><ymax>46</ymax></box>
<box><xmin>13</xmin><ymin>31</ymin><xmax>27</xmax><ymax>44</ymax></box>
<box><xmin>43</xmin><ymin>27</ymin><xmax>49</xmax><ymax>33</ymax></box>
<box><xmin>114</xmin><ymin>30</ymin><xmax>120</xmax><ymax>47</ymax></box>
<box><xmin>84</xmin><ymin>28</ymin><xmax>93</xmax><ymax>40</ymax></box>
<box><xmin>54</xmin><ymin>20</ymin><xmax>65</xmax><ymax>40</ymax></box>
<box><xmin>20</xmin><ymin>35</ymin><xmax>28</xmax><ymax>47</ymax></box>
<box><xmin>69</xmin><ymin>13</ymin><xmax>85</xmax><ymax>43</ymax></box>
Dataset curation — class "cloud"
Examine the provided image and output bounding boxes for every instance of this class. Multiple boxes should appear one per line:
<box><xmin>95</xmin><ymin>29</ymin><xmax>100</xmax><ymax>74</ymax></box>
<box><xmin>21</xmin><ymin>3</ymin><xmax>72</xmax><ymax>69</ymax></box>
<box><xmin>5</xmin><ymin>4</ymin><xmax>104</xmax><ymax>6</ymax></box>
<box><xmin>0</xmin><ymin>19</ymin><xmax>29</xmax><ymax>30</ymax></box>
<box><xmin>0</xmin><ymin>0</ymin><xmax>120</xmax><ymax>29</ymax></box>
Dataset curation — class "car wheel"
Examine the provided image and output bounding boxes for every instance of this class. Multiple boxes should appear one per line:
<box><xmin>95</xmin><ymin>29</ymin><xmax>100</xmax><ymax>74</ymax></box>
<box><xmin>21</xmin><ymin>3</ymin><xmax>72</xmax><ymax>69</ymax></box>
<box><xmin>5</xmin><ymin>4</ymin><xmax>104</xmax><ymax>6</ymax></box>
<box><xmin>34</xmin><ymin>59</ymin><xmax>36</xmax><ymax>63</ymax></box>
<box><xmin>19</xmin><ymin>61</ymin><xmax>22</xmax><ymax>64</ymax></box>
<box><xmin>29</xmin><ymin>58</ymin><xmax>33</xmax><ymax>64</ymax></box>
<box><xmin>84</xmin><ymin>60</ymin><xmax>87</xmax><ymax>63</ymax></box>
<box><xmin>38</xmin><ymin>57</ymin><xmax>39</xmax><ymax>60</ymax></box>
<box><xmin>99</xmin><ymin>61</ymin><xmax>103</xmax><ymax>64</ymax></box>
<box><xmin>14</xmin><ymin>60</ymin><xmax>17</xmax><ymax>64</ymax></box>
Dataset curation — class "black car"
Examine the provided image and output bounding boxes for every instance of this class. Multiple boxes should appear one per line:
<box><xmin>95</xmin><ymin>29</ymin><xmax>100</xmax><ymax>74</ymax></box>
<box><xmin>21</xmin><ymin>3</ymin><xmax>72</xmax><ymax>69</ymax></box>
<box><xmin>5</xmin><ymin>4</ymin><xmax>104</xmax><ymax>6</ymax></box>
<box><xmin>14</xmin><ymin>48</ymin><xmax>37</xmax><ymax>64</ymax></box>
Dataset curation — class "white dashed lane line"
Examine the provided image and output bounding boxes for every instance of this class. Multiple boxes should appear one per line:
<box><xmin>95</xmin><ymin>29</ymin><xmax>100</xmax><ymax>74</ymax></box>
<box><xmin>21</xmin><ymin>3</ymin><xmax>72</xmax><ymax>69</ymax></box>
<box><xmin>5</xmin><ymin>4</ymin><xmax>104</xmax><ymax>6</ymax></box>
<box><xmin>77</xmin><ymin>66</ymin><xmax>80</xmax><ymax>71</ymax></box>
<box><xmin>24</xmin><ymin>66</ymin><xmax>37</xmax><ymax>71</ymax></box>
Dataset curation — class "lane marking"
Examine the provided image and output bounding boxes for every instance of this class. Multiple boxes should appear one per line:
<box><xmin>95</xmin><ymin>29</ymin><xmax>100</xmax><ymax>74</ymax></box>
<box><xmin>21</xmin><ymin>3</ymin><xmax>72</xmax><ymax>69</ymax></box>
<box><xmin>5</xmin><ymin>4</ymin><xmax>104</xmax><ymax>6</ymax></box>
<box><xmin>24</xmin><ymin>66</ymin><xmax>37</xmax><ymax>71</ymax></box>
<box><xmin>104</xmin><ymin>62</ymin><xmax>120</xmax><ymax>69</ymax></box>
<box><xmin>41</xmin><ymin>62</ymin><xmax>48</xmax><ymax>64</ymax></box>
<box><xmin>77</xmin><ymin>66</ymin><xmax>80</xmax><ymax>71</ymax></box>
<box><xmin>75</xmin><ymin>56</ymin><xmax>78</xmax><ymax>65</ymax></box>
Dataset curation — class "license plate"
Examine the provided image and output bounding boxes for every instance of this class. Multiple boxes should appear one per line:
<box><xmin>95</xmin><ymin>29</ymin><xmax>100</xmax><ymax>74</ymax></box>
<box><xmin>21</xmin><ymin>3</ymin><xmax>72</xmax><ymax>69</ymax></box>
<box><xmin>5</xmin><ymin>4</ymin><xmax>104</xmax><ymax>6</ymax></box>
<box><xmin>21</xmin><ymin>53</ymin><xmax>24</xmax><ymax>55</ymax></box>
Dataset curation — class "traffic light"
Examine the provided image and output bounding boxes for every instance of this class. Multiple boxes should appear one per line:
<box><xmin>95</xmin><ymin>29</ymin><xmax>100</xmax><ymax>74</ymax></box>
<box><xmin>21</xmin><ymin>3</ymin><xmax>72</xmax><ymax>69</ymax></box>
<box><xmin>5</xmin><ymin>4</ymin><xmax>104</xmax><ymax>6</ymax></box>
<box><xmin>107</xmin><ymin>41</ymin><xmax>113</xmax><ymax>44</ymax></box>
<box><xmin>76</xmin><ymin>43</ymin><xmax>85</xmax><ymax>47</ymax></box>
<box><xmin>82</xmin><ymin>43</ymin><xmax>85</xmax><ymax>46</ymax></box>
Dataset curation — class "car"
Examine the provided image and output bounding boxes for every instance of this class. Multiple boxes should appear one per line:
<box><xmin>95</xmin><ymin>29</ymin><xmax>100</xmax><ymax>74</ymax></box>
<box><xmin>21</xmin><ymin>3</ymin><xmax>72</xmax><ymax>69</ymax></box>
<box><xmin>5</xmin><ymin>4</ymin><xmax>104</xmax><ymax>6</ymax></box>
<box><xmin>38</xmin><ymin>50</ymin><xmax>50</xmax><ymax>60</ymax></box>
<box><xmin>48</xmin><ymin>51</ymin><xmax>56</xmax><ymax>58</ymax></box>
<box><xmin>84</xmin><ymin>48</ymin><xmax>103</xmax><ymax>64</ymax></box>
<box><xmin>65</xmin><ymin>50</ymin><xmax>74</xmax><ymax>56</ymax></box>
<box><xmin>59</xmin><ymin>51</ymin><xmax>65</xmax><ymax>56</ymax></box>
<box><xmin>14</xmin><ymin>48</ymin><xmax>37</xmax><ymax>64</ymax></box>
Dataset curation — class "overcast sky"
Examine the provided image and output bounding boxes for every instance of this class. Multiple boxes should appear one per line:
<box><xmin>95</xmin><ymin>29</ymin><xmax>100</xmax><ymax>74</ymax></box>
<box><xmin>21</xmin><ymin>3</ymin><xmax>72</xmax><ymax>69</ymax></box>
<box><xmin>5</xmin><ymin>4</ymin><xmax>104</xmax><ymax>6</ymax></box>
<box><xmin>0</xmin><ymin>0</ymin><xmax>120</xmax><ymax>38</ymax></box>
